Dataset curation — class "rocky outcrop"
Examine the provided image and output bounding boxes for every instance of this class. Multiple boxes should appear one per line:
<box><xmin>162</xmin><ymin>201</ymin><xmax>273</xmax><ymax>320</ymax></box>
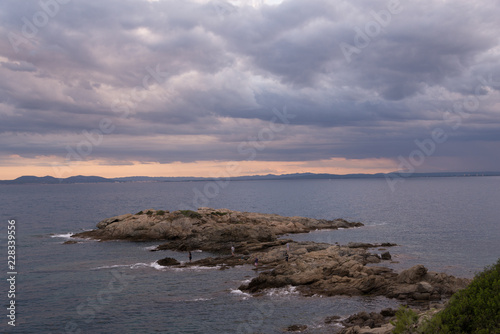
<box><xmin>336</xmin><ymin>305</ymin><xmax>445</xmax><ymax>334</ymax></box>
<box><xmin>339</xmin><ymin>309</ymin><xmax>395</xmax><ymax>330</ymax></box>
<box><xmin>73</xmin><ymin>208</ymin><xmax>470</xmax><ymax>305</ymax></box>
<box><xmin>72</xmin><ymin>208</ymin><xmax>363</xmax><ymax>251</ymax></box>
<box><xmin>237</xmin><ymin>244</ymin><xmax>470</xmax><ymax>302</ymax></box>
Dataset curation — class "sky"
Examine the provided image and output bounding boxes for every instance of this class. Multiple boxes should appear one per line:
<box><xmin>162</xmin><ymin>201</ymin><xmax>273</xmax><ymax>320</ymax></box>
<box><xmin>0</xmin><ymin>0</ymin><xmax>499</xmax><ymax>179</ymax></box>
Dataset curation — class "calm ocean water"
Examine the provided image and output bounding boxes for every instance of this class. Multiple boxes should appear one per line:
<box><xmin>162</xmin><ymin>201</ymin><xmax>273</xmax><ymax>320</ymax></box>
<box><xmin>0</xmin><ymin>177</ymin><xmax>499</xmax><ymax>333</ymax></box>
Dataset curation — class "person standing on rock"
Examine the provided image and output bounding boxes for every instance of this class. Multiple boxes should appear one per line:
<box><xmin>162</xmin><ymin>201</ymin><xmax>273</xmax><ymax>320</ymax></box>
<box><xmin>188</xmin><ymin>251</ymin><xmax>192</xmax><ymax>262</ymax></box>
<box><xmin>285</xmin><ymin>252</ymin><xmax>289</xmax><ymax>262</ymax></box>
<box><xmin>254</xmin><ymin>258</ymin><xmax>258</xmax><ymax>267</ymax></box>
<box><xmin>231</xmin><ymin>245</ymin><xmax>235</xmax><ymax>256</ymax></box>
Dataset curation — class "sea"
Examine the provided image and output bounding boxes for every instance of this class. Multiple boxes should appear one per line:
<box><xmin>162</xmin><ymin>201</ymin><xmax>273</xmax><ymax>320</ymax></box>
<box><xmin>0</xmin><ymin>176</ymin><xmax>499</xmax><ymax>333</ymax></box>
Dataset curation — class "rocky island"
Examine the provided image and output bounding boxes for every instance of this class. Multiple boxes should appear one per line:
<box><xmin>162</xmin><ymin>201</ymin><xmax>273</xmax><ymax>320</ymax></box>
<box><xmin>72</xmin><ymin>208</ymin><xmax>471</xmax><ymax>333</ymax></box>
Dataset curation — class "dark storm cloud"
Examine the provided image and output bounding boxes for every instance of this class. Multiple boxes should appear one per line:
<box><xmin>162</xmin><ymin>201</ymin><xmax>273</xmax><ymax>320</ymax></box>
<box><xmin>0</xmin><ymin>0</ymin><xmax>499</xmax><ymax>171</ymax></box>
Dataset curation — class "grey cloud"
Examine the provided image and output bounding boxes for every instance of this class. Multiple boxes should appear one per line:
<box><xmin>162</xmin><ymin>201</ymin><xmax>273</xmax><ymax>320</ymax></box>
<box><xmin>1</xmin><ymin>60</ymin><xmax>37</xmax><ymax>72</ymax></box>
<box><xmin>0</xmin><ymin>0</ymin><xmax>499</xmax><ymax>172</ymax></box>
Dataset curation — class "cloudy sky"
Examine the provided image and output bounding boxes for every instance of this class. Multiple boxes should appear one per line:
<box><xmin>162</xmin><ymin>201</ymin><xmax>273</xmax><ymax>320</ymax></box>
<box><xmin>1</xmin><ymin>0</ymin><xmax>499</xmax><ymax>179</ymax></box>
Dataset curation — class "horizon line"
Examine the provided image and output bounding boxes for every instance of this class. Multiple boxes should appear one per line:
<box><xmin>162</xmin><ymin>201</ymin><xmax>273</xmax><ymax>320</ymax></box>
<box><xmin>3</xmin><ymin>170</ymin><xmax>500</xmax><ymax>182</ymax></box>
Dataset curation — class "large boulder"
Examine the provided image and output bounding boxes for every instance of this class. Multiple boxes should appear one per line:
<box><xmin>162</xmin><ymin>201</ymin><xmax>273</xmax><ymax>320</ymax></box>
<box><xmin>397</xmin><ymin>265</ymin><xmax>428</xmax><ymax>284</ymax></box>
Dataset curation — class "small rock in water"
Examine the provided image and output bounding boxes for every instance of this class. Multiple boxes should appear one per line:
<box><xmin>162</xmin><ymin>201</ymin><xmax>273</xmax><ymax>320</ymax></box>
<box><xmin>157</xmin><ymin>257</ymin><xmax>180</xmax><ymax>266</ymax></box>
<box><xmin>286</xmin><ymin>324</ymin><xmax>307</xmax><ymax>332</ymax></box>
<box><xmin>381</xmin><ymin>251</ymin><xmax>392</xmax><ymax>260</ymax></box>
<box><xmin>324</xmin><ymin>315</ymin><xmax>342</xmax><ymax>324</ymax></box>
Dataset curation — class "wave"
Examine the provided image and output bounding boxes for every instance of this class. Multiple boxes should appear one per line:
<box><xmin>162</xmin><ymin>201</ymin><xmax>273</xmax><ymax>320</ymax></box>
<box><xmin>92</xmin><ymin>262</ymin><xmax>159</xmax><ymax>270</ymax></box>
<box><xmin>51</xmin><ymin>230</ymin><xmax>94</xmax><ymax>241</ymax></box>
<box><xmin>143</xmin><ymin>245</ymin><xmax>159</xmax><ymax>251</ymax></box>
<box><xmin>230</xmin><ymin>289</ymin><xmax>252</xmax><ymax>300</ymax></box>
<box><xmin>92</xmin><ymin>261</ymin><xmax>226</xmax><ymax>272</ymax></box>
<box><xmin>91</xmin><ymin>264</ymin><xmax>134</xmax><ymax>270</ymax></box>
<box><xmin>183</xmin><ymin>297</ymin><xmax>214</xmax><ymax>302</ymax></box>
<box><xmin>50</xmin><ymin>233</ymin><xmax>74</xmax><ymax>239</ymax></box>
<box><xmin>170</xmin><ymin>264</ymin><xmax>222</xmax><ymax>272</ymax></box>
<box><xmin>366</xmin><ymin>221</ymin><xmax>388</xmax><ymax>227</ymax></box>
<box><xmin>265</xmin><ymin>285</ymin><xmax>298</xmax><ymax>297</ymax></box>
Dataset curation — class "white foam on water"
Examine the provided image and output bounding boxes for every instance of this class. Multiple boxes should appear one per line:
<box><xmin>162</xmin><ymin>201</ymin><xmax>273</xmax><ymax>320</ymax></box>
<box><xmin>150</xmin><ymin>262</ymin><xmax>166</xmax><ymax>270</ymax></box>
<box><xmin>50</xmin><ymin>233</ymin><xmax>74</xmax><ymax>239</ymax></box>
<box><xmin>91</xmin><ymin>264</ymin><xmax>133</xmax><ymax>270</ymax></box>
<box><xmin>143</xmin><ymin>245</ymin><xmax>159</xmax><ymax>251</ymax></box>
<box><xmin>94</xmin><ymin>261</ymin><xmax>226</xmax><ymax>272</ymax></box>
<box><xmin>131</xmin><ymin>262</ymin><xmax>153</xmax><ymax>269</ymax></box>
<box><xmin>92</xmin><ymin>262</ymin><xmax>160</xmax><ymax>270</ymax></box>
<box><xmin>184</xmin><ymin>297</ymin><xmax>214</xmax><ymax>302</ymax></box>
<box><xmin>230</xmin><ymin>289</ymin><xmax>252</xmax><ymax>300</ymax></box>
<box><xmin>170</xmin><ymin>265</ymin><xmax>222</xmax><ymax>272</ymax></box>
<box><xmin>366</xmin><ymin>221</ymin><xmax>388</xmax><ymax>227</ymax></box>
<box><xmin>265</xmin><ymin>285</ymin><xmax>298</xmax><ymax>297</ymax></box>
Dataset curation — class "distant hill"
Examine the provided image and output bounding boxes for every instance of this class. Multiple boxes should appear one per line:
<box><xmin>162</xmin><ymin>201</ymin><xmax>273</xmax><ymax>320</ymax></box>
<box><xmin>1</xmin><ymin>172</ymin><xmax>500</xmax><ymax>185</ymax></box>
<box><xmin>3</xmin><ymin>175</ymin><xmax>60</xmax><ymax>184</ymax></box>
<box><xmin>62</xmin><ymin>175</ymin><xmax>114</xmax><ymax>184</ymax></box>
<box><xmin>0</xmin><ymin>175</ymin><xmax>114</xmax><ymax>185</ymax></box>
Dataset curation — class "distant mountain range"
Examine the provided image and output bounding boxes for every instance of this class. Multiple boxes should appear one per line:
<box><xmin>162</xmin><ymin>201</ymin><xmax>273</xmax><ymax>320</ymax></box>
<box><xmin>1</xmin><ymin>172</ymin><xmax>500</xmax><ymax>185</ymax></box>
<box><xmin>0</xmin><ymin>175</ymin><xmax>115</xmax><ymax>184</ymax></box>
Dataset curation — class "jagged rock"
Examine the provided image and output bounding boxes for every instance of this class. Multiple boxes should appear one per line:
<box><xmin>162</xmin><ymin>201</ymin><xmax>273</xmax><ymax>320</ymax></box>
<box><xmin>324</xmin><ymin>315</ymin><xmax>342</xmax><ymax>323</ymax></box>
<box><xmin>348</xmin><ymin>242</ymin><xmax>375</xmax><ymax>248</ymax></box>
<box><xmin>96</xmin><ymin>213</ymin><xmax>133</xmax><ymax>229</ymax></box>
<box><xmin>397</xmin><ymin>265</ymin><xmax>428</xmax><ymax>284</ymax></box>
<box><xmin>157</xmin><ymin>257</ymin><xmax>180</xmax><ymax>266</ymax></box>
<box><xmin>381</xmin><ymin>252</ymin><xmax>391</xmax><ymax>260</ymax></box>
<box><xmin>286</xmin><ymin>324</ymin><xmax>308</xmax><ymax>332</ymax></box>
<box><xmin>242</xmin><ymin>251</ymin><xmax>469</xmax><ymax>302</ymax></box>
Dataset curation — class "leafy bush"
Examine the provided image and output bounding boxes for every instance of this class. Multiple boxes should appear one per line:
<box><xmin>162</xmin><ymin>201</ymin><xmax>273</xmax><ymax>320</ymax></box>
<box><xmin>156</xmin><ymin>210</ymin><xmax>166</xmax><ymax>216</ymax></box>
<box><xmin>179</xmin><ymin>210</ymin><xmax>202</xmax><ymax>219</ymax></box>
<box><xmin>420</xmin><ymin>258</ymin><xmax>500</xmax><ymax>334</ymax></box>
<box><xmin>146</xmin><ymin>210</ymin><xmax>154</xmax><ymax>216</ymax></box>
<box><xmin>391</xmin><ymin>306</ymin><xmax>419</xmax><ymax>334</ymax></box>
<box><xmin>211</xmin><ymin>211</ymin><xmax>228</xmax><ymax>216</ymax></box>
<box><xmin>136</xmin><ymin>211</ymin><xmax>143</xmax><ymax>215</ymax></box>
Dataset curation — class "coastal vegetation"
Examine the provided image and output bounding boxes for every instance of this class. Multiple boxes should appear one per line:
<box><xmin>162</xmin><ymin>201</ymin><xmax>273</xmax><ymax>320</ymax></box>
<box><xmin>391</xmin><ymin>258</ymin><xmax>500</xmax><ymax>334</ymax></box>
<box><xmin>391</xmin><ymin>306</ymin><xmax>419</xmax><ymax>334</ymax></box>
<box><xmin>179</xmin><ymin>209</ymin><xmax>202</xmax><ymax>219</ymax></box>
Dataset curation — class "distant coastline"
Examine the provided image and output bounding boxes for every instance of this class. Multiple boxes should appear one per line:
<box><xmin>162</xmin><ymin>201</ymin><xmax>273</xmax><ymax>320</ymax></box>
<box><xmin>1</xmin><ymin>172</ymin><xmax>500</xmax><ymax>185</ymax></box>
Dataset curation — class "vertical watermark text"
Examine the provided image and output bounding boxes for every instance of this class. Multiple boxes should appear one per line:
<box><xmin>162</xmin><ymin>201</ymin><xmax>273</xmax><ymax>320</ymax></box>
<box><xmin>6</xmin><ymin>219</ymin><xmax>17</xmax><ymax>327</ymax></box>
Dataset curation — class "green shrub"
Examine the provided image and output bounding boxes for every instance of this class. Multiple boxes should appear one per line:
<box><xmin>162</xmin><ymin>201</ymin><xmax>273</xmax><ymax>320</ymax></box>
<box><xmin>211</xmin><ymin>211</ymin><xmax>228</xmax><ymax>216</ymax></box>
<box><xmin>156</xmin><ymin>210</ymin><xmax>166</xmax><ymax>216</ymax></box>
<box><xmin>420</xmin><ymin>258</ymin><xmax>500</xmax><ymax>334</ymax></box>
<box><xmin>391</xmin><ymin>306</ymin><xmax>419</xmax><ymax>334</ymax></box>
<box><xmin>136</xmin><ymin>211</ymin><xmax>143</xmax><ymax>215</ymax></box>
<box><xmin>146</xmin><ymin>210</ymin><xmax>154</xmax><ymax>216</ymax></box>
<box><xmin>179</xmin><ymin>210</ymin><xmax>202</xmax><ymax>219</ymax></box>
